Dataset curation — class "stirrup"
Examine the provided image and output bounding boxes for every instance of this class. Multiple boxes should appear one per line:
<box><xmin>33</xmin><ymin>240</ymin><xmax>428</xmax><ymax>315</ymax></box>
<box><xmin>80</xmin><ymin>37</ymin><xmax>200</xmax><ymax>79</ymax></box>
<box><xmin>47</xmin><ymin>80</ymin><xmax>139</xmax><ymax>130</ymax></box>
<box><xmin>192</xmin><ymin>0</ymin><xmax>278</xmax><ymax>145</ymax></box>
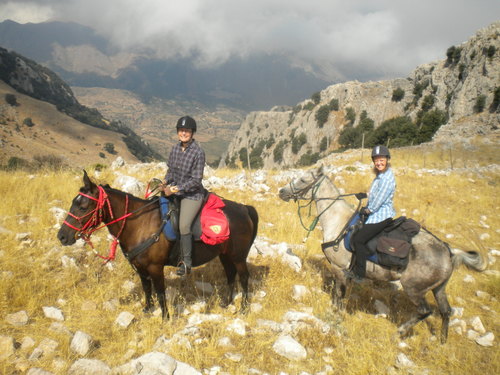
<box><xmin>176</xmin><ymin>262</ymin><xmax>191</xmax><ymax>276</ymax></box>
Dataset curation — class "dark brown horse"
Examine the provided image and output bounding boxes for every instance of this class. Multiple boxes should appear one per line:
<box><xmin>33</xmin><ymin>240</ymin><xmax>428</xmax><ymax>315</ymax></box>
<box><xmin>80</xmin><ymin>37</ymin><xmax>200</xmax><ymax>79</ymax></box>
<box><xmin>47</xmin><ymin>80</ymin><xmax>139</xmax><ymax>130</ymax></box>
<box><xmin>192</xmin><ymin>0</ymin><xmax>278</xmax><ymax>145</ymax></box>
<box><xmin>57</xmin><ymin>171</ymin><xmax>258</xmax><ymax>319</ymax></box>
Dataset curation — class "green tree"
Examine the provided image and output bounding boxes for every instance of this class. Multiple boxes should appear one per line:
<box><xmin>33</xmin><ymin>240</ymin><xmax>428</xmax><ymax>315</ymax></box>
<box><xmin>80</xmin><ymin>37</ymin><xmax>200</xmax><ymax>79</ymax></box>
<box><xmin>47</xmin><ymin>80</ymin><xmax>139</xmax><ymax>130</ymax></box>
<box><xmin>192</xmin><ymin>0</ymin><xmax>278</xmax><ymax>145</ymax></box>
<box><xmin>345</xmin><ymin>107</ymin><xmax>356</xmax><ymax>126</ymax></box>
<box><xmin>273</xmin><ymin>140</ymin><xmax>287</xmax><ymax>163</ymax></box>
<box><xmin>421</xmin><ymin>95</ymin><xmax>435</xmax><ymax>112</ymax></box>
<box><xmin>292</xmin><ymin>133</ymin><xmax>307</xmax><ymax>154</ymax></box>
<box><xmin>315</xmin><ymin>105</ymin><xmax>330</xmax><ymax>128</ymax></box>
<box><xmin>338</xmin><ymin>126</ymin><xmax>362</xmax><ymax>149</ymax></box>
<box><xmin>311</xmin><ymin>92</ymin><xmax>321</xmax><ymax>105</ymax></box>
<box><xmin>329</xmin><ymin>98</ymin><xmax>339</xmax><ymax>111</ymax></box>
<box><xmin>104</xmin><ymin>143</ymin><xmax>116</xmax><ymax>154</ymax></box>
<box><xmin>416</xmin><ymin>109</ymin><xmax>448</xmax><ymax>143</ymax></box>
<box><xmin>366</xmin><ymin>116</ymin><xmax>416</xmax><ymax>147</ymax></box>
<box><xmin>473</xmin><ymin>95</ymin><xmax>487</xmax><ymax>113</ymax></box>
<box><xmin>319</xmin><ymin>136</ymin><xmax>328</xmax><ymax>152</ymax></box>
<box><xmin>5</xmin><ymin>93</ymin><xmax>18</xmax><ymax>106</ymax></box>
<box><xmin>486</xmin><ymin>45</ymin><xmax>496</xmax><ymax>58</ymax></box>
<box><xmin>298</xmin><ymin>151</ymin><xmax>320</xmax><ymax>167</ymax></box>
<box><xmin>23</xmin><ymin>118</ymin><xmax>34</xmax><ymax>127</ymax></box>
<box><xmin>392</xmin><ymin>87</ymin><xmax>405</xmax><ymax>102</ymax></box>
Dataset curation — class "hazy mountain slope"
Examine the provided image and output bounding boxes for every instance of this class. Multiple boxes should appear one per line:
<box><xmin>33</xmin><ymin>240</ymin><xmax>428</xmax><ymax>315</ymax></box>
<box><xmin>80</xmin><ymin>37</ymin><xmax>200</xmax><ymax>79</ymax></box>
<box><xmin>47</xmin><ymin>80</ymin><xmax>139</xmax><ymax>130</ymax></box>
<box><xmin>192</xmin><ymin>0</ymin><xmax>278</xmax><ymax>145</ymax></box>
<box><xmin>0</xmin><ymin>81</ymin><xmax>139</xmax><ymax>167</ymax></box>
<box><xmin>221</xmin><ymin>22</ymin><xmax>500</xmax><ymax>169</ymax></box>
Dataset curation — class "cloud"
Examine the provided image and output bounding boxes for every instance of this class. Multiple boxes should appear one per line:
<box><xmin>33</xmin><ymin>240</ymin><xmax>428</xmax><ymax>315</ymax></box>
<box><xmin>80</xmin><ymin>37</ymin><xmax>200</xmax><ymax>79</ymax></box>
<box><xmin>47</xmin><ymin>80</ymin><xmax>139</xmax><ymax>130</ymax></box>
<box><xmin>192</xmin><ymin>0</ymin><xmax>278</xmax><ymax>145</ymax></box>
<box><xmin>0</xmin><ymin>0</ymin><xmax>498</xmax><ymax>81</ymax></box>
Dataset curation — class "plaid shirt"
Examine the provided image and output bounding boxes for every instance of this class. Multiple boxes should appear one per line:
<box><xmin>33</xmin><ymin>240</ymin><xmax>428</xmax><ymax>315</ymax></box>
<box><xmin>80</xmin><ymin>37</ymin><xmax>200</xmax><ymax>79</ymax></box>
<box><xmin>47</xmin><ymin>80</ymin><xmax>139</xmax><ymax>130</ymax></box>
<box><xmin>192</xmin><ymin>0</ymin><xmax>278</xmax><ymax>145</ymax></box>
<box><xmin>165</xmin><ymin>139</ymin><xmax>205</xmax><ymax>200</ymax></box>
<box><xmin>366</xmin><ymin>167</ymin><xmax>396</xmax><ymax>224</ymax></box>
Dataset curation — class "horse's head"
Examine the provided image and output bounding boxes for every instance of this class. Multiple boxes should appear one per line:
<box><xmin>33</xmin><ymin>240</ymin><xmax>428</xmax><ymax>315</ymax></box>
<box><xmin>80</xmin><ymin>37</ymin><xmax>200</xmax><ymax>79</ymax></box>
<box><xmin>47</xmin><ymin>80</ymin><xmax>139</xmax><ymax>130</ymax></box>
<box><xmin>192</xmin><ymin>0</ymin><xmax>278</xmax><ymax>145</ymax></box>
<box><xmin>57</xmin><ymin>171</ymin><xmax>101</xmax><ymax>245</ymax></box>
<box><xmin>278</xmin><ymin>165</ymin><xmax>325</xmax><ymax>202</ymax></box>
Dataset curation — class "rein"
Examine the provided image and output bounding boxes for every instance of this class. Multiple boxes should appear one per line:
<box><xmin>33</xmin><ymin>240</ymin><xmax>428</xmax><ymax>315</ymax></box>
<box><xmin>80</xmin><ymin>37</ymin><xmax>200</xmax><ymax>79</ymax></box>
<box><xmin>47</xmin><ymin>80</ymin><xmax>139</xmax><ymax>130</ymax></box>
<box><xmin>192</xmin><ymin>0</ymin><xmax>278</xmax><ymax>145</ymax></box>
<box><xmin>63</xmin><ymin>186</ymin><xmax>157</xmax><ymax>262</ymax></box>
<box><xmin>289</xmin><ymin>174</ymin><xmax>363</xmax><ymax>246</ymax></box>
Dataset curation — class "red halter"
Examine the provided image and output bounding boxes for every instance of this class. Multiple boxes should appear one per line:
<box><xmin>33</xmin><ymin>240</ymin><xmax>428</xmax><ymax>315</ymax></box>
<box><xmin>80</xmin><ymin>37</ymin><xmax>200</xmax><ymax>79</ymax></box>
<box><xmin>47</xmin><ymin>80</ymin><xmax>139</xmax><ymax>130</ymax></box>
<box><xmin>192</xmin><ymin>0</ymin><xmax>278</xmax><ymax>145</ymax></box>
<box><xmin>63</xmin><ymin>185</ymin><xmax>131</xmax><ymax>262</ymax></box>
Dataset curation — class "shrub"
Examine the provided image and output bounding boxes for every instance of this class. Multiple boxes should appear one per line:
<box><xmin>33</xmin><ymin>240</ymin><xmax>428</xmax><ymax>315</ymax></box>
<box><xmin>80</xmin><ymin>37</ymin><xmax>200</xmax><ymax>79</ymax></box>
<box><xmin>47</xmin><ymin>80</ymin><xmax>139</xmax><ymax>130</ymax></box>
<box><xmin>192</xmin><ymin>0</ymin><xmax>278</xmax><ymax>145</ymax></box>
<box><xmin>315</xmin><ymin>105</ymin><xmax>330</xmax><ymax>128</ymax></box>
<box><xmin>303</xmin><ymin>102</ymin><xmax>315</xmax><ymax>111</ymax></box>
<box><xmin>486</xmin><ymin>45</ymin><xmax>496</xmax><ymax>58</ymax></box>
<box><xmin>104</xmin><ymin>142</ymin><xmax>117</xmax><ymax>154</ymax></box>
<box><xmin>298</xmin><ymin>151</ymin><xmax>320</xmax><ymax>167</ymax></box>
<box><xmin>329</xmin><ymin>98</ymin><xmax>339</xmax><ymax>111</ymax></box>
<box><xmin>458</xmin><ymin>64</ymin><xmax>466</xmax><ymax>80</ymax></box>
<box><xmin>416</xmin><ymin>109</ymin><xmax>448</xmax><ymax>143</ymax></box>
<box><xmin>33</xmin><ymin>154</ymin><xmax>65</xmax><ymax>170</ymax></box>
<box><xmin>446</xmin><ymin>46</ymin><xmax>462</xmax><ymax>65</ymax></box>
<box><xmin>421</xmin><ymin>95</ymin><xmax>435</xmax><ymax>112</ymax></box>
<box><xmin>366</xmin><ymin>116</ymin><xmax>416</xmax><ymax>148</ymax></box>
<box><xmin>273</xmin><ymin>140</ymin><xmax>287</xmax><ymax>163</ymax></box>
<box><xmin>23</xmin><ymin>118</ymin><xmax>34</xmax><ymax>127</ymax></box>
<box><xmin>311</xmin><ymin>92</ymin><xmax>321</xmax><ymax>105</ymax></box>
<box><xmin>6</xmin><ymin>156</ymin><xmax>30</xmax><ymax>170</ymax></box>
<box><xmin>345</xmin><ymin>107</ymin><xmax>356</xmax><ymax>126</ymax></box>
<box><xmin>5</xmin><ymin>93</ymin><xmax>18</xmax><ymax>106</ymax></box>
<box><xmin>392</xmin><ymin>87</ymin><xmax>405</xmax><ymax>102</ymax></box>
<box><xmin>490</xmin><ymin>87</ymin><xmax>500</xmax><ymax>113</ymax></box>
<box><xmin>265</xmin><ymin>136</ymin><xmax>275</xmax><ymax>149</ymax></box>
<box><xmin>99</xmin><ymin>152</ymin><xmax>106</xmax><ymax>158</ymax></box>
<box><xmin>338</xmin><ymin>126</ymin><xmax>362</xmax><ymax>149</ymax></box>
<box><xmin>413</xmin><ymin>80</ymin><xmax>429</xmax><ymax>102</ymax></box>
<box><xmin>473</xmin><ymin>95</ymin><xmax>487</xmax><ymax>113</ymax></box>
<box><xmin>292</xmin><ymin>133</ymin><xmax>307</xmax><ymax>154</ymax></box>
<box><xmin>358</xmin><ymin>117</ymin><xmax>375</xmax><ymax>133</ymax></box>
<box><xmin>320</xmin><ymin>136</ymin><xmax>328</xmax><ymax>152</ymax></box>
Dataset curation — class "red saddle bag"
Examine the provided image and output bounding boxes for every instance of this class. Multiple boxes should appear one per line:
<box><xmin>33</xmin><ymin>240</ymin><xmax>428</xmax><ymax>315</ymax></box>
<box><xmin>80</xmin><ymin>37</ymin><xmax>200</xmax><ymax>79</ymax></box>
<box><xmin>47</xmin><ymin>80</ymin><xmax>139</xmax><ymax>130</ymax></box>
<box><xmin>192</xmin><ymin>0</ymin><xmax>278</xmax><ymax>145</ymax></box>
<box><xmin>200</xmin><ymin>194</ymin><xmax>230</xmax><ymax>245</ymax></box>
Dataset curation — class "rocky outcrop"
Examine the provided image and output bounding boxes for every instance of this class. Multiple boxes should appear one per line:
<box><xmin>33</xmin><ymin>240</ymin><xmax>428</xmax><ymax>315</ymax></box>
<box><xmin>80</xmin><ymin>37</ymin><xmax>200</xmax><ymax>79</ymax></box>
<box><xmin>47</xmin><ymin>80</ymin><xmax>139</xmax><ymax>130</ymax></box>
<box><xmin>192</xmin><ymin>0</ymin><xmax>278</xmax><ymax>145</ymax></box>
<box><xmin>221</xmin><ymin>22</ymin><xmax>500</xmax><ymax>169</ymax></box>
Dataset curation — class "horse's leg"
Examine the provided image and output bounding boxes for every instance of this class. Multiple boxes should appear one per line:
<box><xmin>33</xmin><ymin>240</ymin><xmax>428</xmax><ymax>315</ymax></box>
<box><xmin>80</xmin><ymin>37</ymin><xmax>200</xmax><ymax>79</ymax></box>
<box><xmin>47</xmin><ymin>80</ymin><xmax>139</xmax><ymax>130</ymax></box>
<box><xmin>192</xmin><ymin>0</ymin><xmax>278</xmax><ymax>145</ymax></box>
<box><xmin>432</xmin><ymin>282</ymin><xmax>451</xmax><ymax>344</ymax></box>
<box><xmin>398</xmin><ymin>290</ymin><xmax>432</xmax><ymax>339</ymax></box>
<box><xmin>331</xmin><ymin>267</ymin><xmax>348</xmax><ymax>310</ymax></box>
<box><xmin>218</xmin><ymin>254</ymin><xmax>237</xmax><ymax>307</ymax></box>
<box><xmin>138</xmin><ymin>273</ymin><xmax>155</xmax><ymax>314</ymax></box>
<box><xmin>149</xmin><ymin>265</ymin><xmax>169</xmax><ymax>320</ymax></box>
<box><xmin>235</xmin><ymin>262</ymin><xmax>250</xmax><ymax>312</ymax></box>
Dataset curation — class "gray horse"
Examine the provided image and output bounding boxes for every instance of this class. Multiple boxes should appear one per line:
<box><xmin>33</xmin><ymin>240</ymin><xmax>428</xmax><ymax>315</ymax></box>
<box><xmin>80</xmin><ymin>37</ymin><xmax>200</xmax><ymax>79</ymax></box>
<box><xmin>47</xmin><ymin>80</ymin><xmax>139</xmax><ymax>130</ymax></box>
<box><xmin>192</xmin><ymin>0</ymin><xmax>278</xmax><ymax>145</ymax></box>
<box><xmin>278</xmin><ymin>166</ymin><xmax>486</xmax><ymax>343</ymax></box>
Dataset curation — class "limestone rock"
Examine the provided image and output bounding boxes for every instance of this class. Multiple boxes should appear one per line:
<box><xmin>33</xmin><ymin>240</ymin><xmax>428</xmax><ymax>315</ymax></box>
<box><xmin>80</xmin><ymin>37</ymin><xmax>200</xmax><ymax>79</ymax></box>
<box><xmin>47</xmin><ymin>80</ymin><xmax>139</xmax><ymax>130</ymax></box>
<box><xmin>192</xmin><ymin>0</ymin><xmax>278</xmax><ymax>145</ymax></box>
<box><xmin>272</xmin><ymin>335</ymin><xmax>307</xmax><ymax>361</ymax></box>
<box><xmin>6</xmin><ymin>310</ymin><xmax>29</xmax><ymax>326</ymax></box>
<box><xmin>68</xmin><ymin>359</ymin><xmax>111</xmax><ymax>375</ymax></box>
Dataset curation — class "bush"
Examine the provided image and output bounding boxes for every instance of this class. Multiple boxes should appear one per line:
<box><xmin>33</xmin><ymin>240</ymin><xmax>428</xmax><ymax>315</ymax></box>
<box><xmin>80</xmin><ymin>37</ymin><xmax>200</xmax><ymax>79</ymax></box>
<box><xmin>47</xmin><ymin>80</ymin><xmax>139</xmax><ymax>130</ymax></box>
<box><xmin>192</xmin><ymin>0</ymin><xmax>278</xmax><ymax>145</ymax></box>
<box><xmin>303</xmin><ymin>102</ymin><xmax>315</xmax><ymax>111</ymax></box>
<box><xmin>104</xmin><ymin>142</ymin><xmax>117</xmax><ymax>154</ymax></box>
<box><xmin>6</xmin><ymin>156</ymin><xmax>30</xmax><ymax>170</ymax></box>
<box><xmin>320</xmin><ymin>136</ymin><xmax>328</xmax><ymax>152</ymax></box>
<box><xmin>99</xmin><ymin>152</ymin><xmax>106</xmax><ymax>158</ymax></box>
<box><xmin>366</xmin><ymin>116</ymin><xmax>417</xmax><ymax>148</ymax></box>
<box><xmin>345</xmin><ymin>107</ymin><xmax>356</xmax><ymax>126</ymax></box>
<box><xmin>298</xmin><ymin>151</ymin><xmax>320</xmax><ymax>167</ymax></box>
<box><xmin>311</xmin><ymin>92</ymin><xmax>321</xmax><ymax>105</ymax></box>
<box><xmin>473</xmin><ymin>95</ymin><xmax>487</xmax><ymax>113</ymax></box>
<box><xmin>338</xmin><ymin>126</ymin><xmax>362</xmax><ymax>149</ymax></box>
<box><xmin>416</xmin><ymin>109</ymin><xmax>448</xmax><ymax>143</ymax></box>
<box><xmin>5</xmin><ymin>93</ymin><xmax>18</xmax><ymax>106</ymax></box>
<box><xmin>315</xmin><ymin>105</ymin><xmax>330</xmax><ymax>128</ymax></box>
<box><xmin>33</xmin><ymin>154</ymin><xmax>66</xmax><ymax>170</ymax></box>
<box><xmin>329</xmin><ymin>98</ymin><xmax>339</xmax><ymax>111</ymax></box>
<box><xmin>392</xmin><ymin>87</ymin><xmax>405</xmax><ymax>102</ymax></box>
<box><xmin>490</xmin><ymin>87</ymin><xmax>500</xmax><ymax>113</ymax></box>
<box><xmin>23</xmin><ymin>118</ymin><xmax>34</xmax><ymax>127</ymax></box>
<box><xmin>446</xmin><ymin>46</ymin><xmax>462</xmax><ymax>65</ymax></box>
<box><xmin>413</xmin><ymin>80</ymin><xmax>429</xmax><ymax>102</ymax></box>
<box><xmin>421</xmin><ymin>95</ymin><xmax>435</xmax><ymax>112</ymax></box>
<box><xmin>292</xmin><ymin>133</ymin><xmax>307</xmax><ymax>154</ymax></box>
<box><xmin>273</xmin><ymin>140</ymin><xmax>287</xmax><ymax>163</ymax></box>
<box><xmin>486</xmin><ymin>45</ymin><xmax>496</xmax><ymax>58</ymax></box>
<box><xmin>358</xmin><ymin>117</ymin><xmax>374</xmax><ymax>133</ymax></box>
<box><xmin>458</xmin><ymin>64</ymin><xmax>466</xmax><ymax>80</ymax></box>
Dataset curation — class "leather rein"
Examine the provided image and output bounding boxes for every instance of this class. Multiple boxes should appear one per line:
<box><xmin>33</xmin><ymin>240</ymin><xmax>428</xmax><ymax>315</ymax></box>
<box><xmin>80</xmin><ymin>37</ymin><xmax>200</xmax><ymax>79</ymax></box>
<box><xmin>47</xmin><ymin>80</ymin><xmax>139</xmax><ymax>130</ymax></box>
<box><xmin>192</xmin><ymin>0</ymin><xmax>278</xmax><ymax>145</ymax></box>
<box><xmin>63</xmin><ymin>185</ymin><xmax>159</xmax><ymax>263</ymax></box>
<box><xmin>287</xmin><ymin>173</ymin><xmax>362</xmax><ymax>250</ymax></box>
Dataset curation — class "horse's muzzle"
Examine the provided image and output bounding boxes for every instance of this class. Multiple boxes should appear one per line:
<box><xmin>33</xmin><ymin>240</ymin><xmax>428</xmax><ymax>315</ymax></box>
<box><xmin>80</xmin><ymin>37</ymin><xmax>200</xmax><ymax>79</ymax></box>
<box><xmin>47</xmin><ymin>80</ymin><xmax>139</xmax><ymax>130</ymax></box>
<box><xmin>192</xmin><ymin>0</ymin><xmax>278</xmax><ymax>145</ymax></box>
<box><xmin>57</xmin><ymin>227</ymin><xmax>77</xmax><ymax>246</ymax></box>
<box><xmin>278</xmin><ymin>188</ymin><xmax>291</xmax><ymax>202</ymax></box>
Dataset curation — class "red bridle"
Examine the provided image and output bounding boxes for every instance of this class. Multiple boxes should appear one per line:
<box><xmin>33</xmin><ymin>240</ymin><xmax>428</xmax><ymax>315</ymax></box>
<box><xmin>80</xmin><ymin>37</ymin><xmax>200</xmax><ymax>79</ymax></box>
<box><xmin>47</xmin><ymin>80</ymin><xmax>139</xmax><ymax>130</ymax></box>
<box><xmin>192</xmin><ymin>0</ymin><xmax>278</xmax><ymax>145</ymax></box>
<box><xmin>63</xmin><ymin>185</ymin><xmax>131</xmax><ymax>262</ymax></box>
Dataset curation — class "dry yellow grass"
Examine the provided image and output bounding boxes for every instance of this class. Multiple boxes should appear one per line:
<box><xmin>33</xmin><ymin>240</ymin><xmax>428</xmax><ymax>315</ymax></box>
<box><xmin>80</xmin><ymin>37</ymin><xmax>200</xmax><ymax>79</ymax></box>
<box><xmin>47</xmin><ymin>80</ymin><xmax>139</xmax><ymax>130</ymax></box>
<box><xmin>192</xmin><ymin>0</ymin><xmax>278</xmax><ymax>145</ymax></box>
<box><xmin>0</xmin><ymin>142</ymin><xmax>499</xmax><ymax>374</ymax></box>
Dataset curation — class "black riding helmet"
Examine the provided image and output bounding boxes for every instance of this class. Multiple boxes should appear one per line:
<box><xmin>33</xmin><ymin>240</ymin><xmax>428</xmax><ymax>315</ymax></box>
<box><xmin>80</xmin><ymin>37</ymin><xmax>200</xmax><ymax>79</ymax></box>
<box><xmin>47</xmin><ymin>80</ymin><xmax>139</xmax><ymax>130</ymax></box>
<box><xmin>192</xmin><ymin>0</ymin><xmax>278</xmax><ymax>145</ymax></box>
<box><xmin>371</xmin><ymin>145</ymin><xmax>390</xmax><ymax>159</ymax></box>
<box><xmin>176</xmin><ymin>116</ymin><xmax>197</xmax><ymax>132</ymax></box>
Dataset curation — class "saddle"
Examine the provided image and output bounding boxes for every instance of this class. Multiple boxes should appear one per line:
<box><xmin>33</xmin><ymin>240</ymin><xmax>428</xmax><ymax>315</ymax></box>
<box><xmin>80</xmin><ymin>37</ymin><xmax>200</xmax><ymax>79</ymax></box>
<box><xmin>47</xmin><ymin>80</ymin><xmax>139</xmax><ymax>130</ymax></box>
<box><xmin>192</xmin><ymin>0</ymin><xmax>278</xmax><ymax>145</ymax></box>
<box><xmin>344</xmin><ymin>215</ymin><xmax>421</xmax><ymax>269</ymax></box>
<box><xmin>159</xmin><ymin>192</ymin><xmax>230</xmax><ymax>245</ymax></box>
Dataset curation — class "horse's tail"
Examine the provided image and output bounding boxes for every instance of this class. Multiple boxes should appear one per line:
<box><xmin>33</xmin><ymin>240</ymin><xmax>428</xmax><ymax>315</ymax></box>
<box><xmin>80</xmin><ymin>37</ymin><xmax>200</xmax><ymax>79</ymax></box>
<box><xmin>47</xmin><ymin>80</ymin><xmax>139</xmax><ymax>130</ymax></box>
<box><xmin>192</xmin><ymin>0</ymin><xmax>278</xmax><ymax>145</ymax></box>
<box><xmin>450</xmin><ymin>248</ymin><xmax>487</xmax><ymax>272</ymax></box>
<box><xmin>246</xmin><ymin>205</ymin><xmax>259</xmax><ymax>244</ymax></box>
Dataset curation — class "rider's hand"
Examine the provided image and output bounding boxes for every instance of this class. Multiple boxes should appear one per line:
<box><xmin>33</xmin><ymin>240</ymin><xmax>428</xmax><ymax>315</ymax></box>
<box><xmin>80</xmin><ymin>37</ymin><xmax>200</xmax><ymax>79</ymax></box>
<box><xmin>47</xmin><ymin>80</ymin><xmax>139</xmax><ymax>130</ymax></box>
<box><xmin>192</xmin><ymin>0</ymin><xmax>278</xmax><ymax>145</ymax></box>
<box><xmin>360</xmin><ymin>206</ymin><xmax>370</xmax><ymax>216</ymax></box>
<box><xmin>163</xmin><ymin>185</ymin><xmax>176</xmax><ymax>196</ymax></box>
<box><xmin>355</xmin><ymin>192</ymin><xmax>367</xmax><ymax>200</ymax></box>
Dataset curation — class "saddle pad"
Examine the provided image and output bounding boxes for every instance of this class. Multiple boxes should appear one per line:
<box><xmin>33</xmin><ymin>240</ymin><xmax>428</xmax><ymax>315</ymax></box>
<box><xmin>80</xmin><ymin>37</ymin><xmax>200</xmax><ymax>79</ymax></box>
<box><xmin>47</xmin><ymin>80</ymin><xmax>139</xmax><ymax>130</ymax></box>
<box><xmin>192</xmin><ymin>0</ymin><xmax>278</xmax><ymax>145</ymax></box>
<box><xmin>159</xmin><ymin>197</ymin><xmax>178</xmax><ymax>241</ymax></box>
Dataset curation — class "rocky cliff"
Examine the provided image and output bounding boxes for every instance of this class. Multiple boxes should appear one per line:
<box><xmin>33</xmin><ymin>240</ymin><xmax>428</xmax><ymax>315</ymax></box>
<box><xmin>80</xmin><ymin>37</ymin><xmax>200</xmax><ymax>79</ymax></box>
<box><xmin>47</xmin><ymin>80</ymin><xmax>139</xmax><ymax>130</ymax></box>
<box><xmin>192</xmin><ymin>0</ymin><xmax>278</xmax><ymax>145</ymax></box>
<box><xmin>221</xmin><ymin>22</ymin><xmax>499</xmax><ymax>169</ymax></box>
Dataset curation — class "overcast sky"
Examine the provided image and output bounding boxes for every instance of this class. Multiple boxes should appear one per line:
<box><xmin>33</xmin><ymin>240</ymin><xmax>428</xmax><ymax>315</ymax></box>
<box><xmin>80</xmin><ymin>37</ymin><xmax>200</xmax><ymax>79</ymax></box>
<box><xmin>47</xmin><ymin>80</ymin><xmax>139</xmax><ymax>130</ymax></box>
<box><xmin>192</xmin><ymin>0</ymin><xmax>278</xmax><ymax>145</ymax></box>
<box><xmin>0</xmin><ymin>0</ymin><xmax>498</xmax><ymax>81</ymax></box>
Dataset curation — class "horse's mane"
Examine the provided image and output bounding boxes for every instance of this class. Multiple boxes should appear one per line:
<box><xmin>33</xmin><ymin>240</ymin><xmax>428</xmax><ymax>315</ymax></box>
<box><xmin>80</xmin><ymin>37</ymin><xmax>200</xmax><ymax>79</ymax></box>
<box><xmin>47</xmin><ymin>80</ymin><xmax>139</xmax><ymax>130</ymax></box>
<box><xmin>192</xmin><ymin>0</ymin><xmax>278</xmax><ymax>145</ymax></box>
<box><xmin>101</xmin><ymin>184</ymin><xmax>155</xmax><ymax>203</ymax></box>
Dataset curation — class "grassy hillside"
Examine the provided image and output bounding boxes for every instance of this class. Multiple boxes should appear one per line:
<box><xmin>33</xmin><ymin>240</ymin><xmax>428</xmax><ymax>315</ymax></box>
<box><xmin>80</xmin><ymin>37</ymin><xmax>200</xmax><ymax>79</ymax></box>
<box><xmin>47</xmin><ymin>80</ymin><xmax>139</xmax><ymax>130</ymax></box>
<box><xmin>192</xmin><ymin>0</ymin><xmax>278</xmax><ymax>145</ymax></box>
<box><xmin>0</xmin><ymin>81</ymin><xmax>140</xmax><ymax>168</ymax></box>
<box><xmin>0</xmin><ymin>142</ymin><xmax>498</xmax><ymax>374</ymax></box>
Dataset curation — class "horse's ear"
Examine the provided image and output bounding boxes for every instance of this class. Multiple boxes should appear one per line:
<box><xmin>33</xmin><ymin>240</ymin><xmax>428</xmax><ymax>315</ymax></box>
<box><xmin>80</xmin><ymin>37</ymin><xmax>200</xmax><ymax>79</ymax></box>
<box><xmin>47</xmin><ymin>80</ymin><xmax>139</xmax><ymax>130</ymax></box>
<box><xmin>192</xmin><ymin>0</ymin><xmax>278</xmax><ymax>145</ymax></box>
<box><xmin>317</xmin><ymin>164</ymin><xmax>325</xmax><ymax>176</ymax></box>
<box><xmin>82</xmin><ymin>170</ymin><xmax>96</xmax><ymax>191</ymax></box>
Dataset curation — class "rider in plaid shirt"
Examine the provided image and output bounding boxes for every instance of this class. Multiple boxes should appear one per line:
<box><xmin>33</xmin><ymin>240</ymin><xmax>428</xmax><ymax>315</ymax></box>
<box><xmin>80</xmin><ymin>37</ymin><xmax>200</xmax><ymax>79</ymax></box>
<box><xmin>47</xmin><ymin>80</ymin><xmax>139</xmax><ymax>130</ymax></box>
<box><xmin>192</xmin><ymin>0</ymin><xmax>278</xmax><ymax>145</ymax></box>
<box><xmin>163</xmin><ymin>116</ymin><xmax>206</xmax><ymax>276</ymax></box>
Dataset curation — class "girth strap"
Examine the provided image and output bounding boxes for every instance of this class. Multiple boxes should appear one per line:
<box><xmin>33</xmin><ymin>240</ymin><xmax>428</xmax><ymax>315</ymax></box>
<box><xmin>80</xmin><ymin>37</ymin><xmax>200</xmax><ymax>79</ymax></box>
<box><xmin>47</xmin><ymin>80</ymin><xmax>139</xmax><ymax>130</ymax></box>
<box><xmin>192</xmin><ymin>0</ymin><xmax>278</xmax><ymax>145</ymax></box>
<box><xmin>123</xmin><ymin>217</ymin><xmax>168</xmax><ymax>262</ymax></box>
